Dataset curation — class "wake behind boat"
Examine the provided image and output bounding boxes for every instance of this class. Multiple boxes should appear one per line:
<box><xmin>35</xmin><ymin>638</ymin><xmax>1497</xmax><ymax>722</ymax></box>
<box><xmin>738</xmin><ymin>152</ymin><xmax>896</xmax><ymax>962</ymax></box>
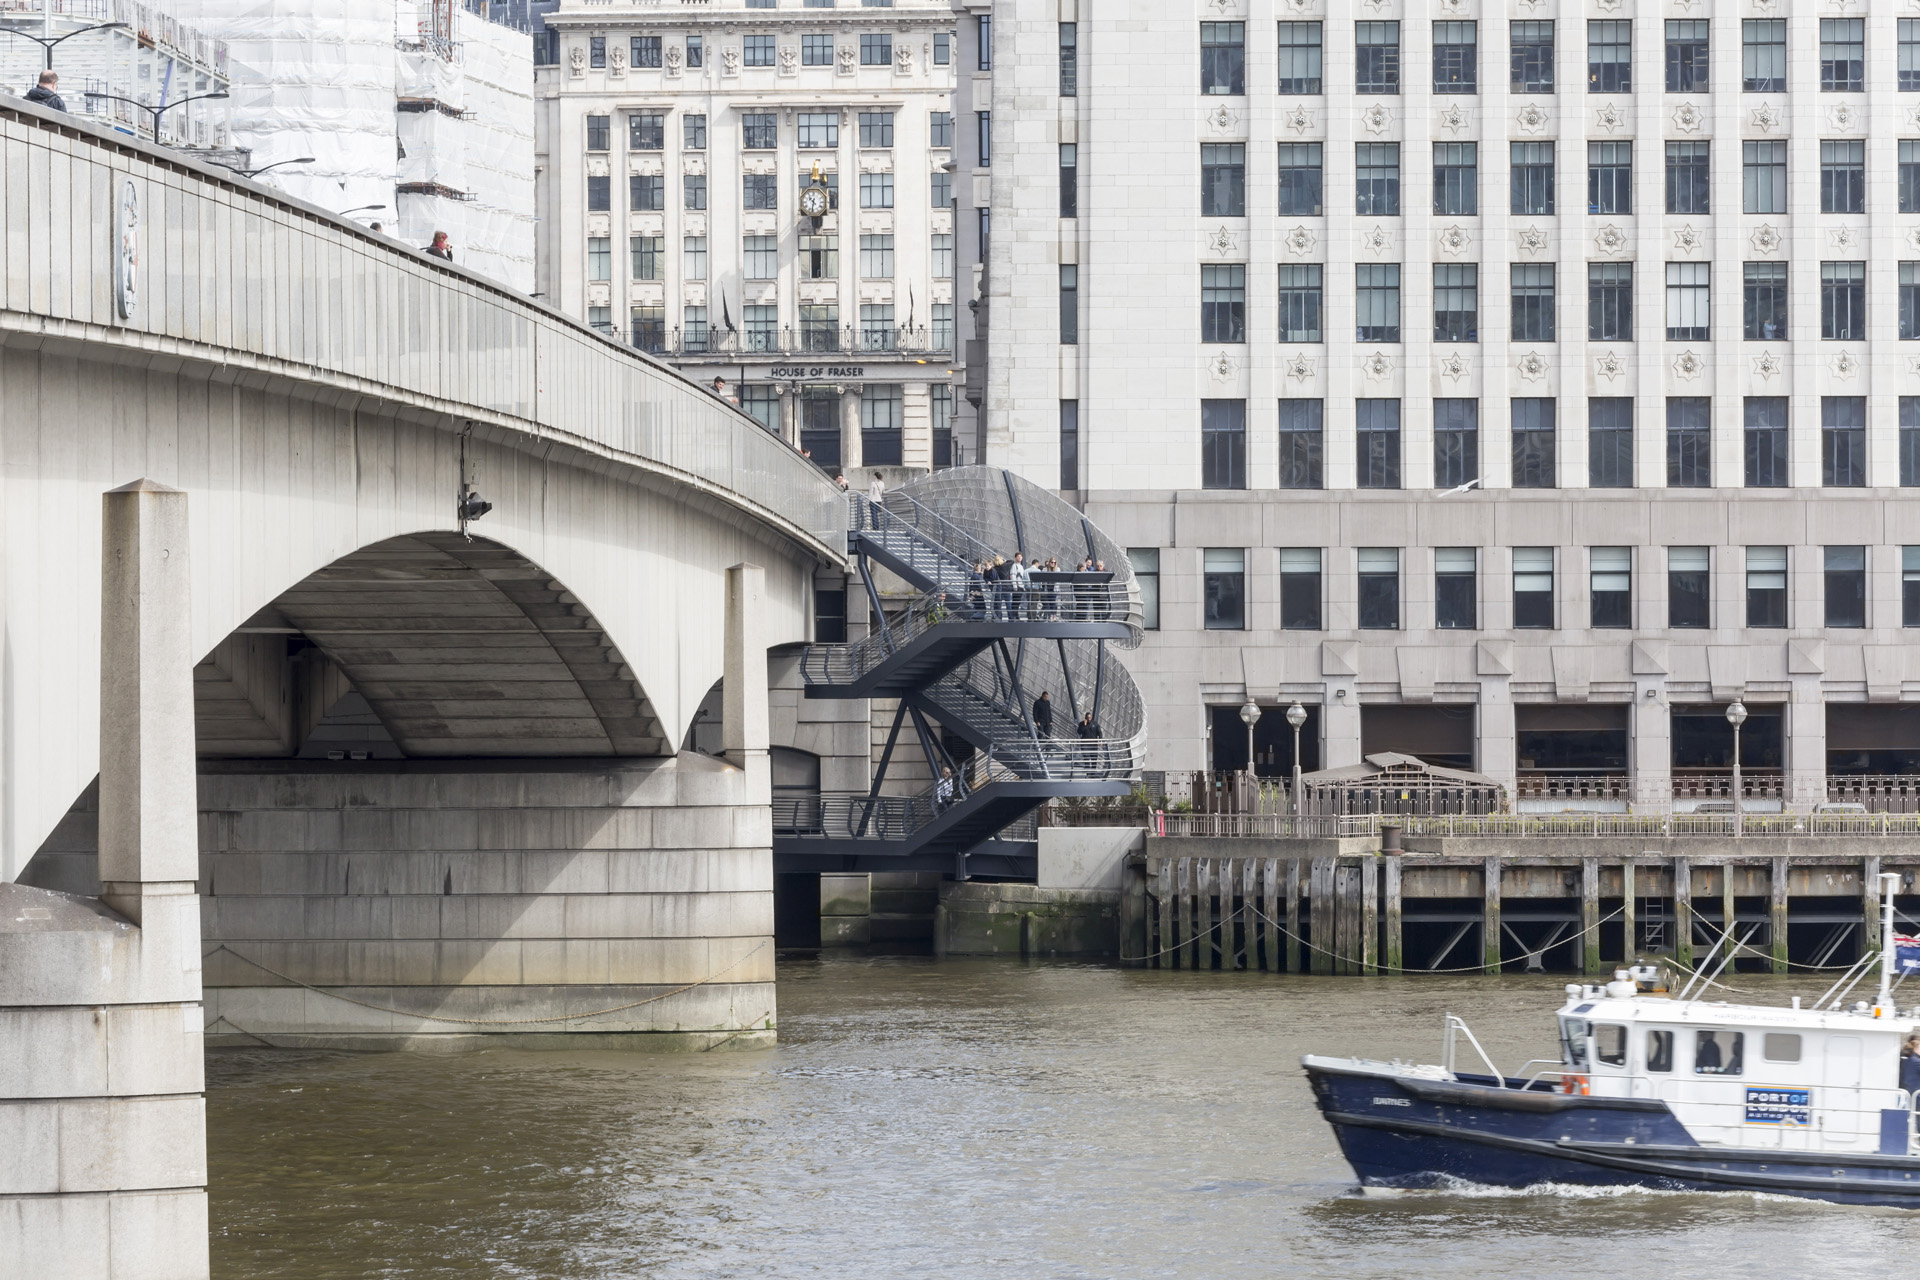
<box><xmin>1306</xmin><ymin>874</ymin><xmax>1920</xmax><ymax>1208</ymax></box>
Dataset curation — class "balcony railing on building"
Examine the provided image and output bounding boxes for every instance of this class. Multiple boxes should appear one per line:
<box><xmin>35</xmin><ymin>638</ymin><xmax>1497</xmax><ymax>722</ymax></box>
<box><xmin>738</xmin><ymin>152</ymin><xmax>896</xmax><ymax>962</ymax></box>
<box><xmin>614</xmin><ymin>324</ymin><xmax>952</xmax><ymax>360</ymax></box>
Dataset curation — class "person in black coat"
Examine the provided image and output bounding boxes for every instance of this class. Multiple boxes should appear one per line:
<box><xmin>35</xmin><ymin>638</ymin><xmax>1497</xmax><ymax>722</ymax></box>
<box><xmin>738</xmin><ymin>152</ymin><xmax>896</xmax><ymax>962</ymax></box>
<box><xmin>1033</xmin><ymin>691</ymin><xmax>1054</xmax><ymax>737</ymax></box>
<box><xmin>25</xmin><ymin>71</ymin><xmax>65</xmax><ymax>112</ymax></box>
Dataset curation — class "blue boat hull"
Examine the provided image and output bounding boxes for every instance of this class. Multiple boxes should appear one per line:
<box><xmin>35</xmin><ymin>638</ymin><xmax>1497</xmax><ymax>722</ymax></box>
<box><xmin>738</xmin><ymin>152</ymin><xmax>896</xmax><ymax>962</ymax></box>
<box><xmin>1307</xmin><ymin>1060</ymin><xmax>1920</xmax><ymax>1208</ymax></box>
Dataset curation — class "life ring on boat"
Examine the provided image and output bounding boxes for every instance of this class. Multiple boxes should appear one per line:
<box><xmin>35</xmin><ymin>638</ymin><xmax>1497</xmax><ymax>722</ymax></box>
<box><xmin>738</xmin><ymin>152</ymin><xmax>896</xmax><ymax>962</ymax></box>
<box><xmin>1561</xmin><ymin>1074</ymin><xmax>1590</xmax><ymax>1096</ymax></box>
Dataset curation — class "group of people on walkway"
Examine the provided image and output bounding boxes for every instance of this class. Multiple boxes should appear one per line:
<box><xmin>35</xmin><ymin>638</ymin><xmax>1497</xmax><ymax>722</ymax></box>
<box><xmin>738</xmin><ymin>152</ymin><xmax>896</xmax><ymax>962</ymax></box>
<box><xmin>966</xmin><ymin>553</ymin><xmax>1112</xmax><ymax>622</ymax></box>
<box><xmin>1032</xmin><ymin>690</ymin><xmax>1103</xmax><ymax>742</ymax></box>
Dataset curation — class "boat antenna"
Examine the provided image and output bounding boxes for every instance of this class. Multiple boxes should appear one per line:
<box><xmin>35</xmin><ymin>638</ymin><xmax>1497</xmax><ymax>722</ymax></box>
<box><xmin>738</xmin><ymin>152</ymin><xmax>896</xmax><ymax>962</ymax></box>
<box><xmin>1877</xmin><ymin>871</ymin><xmax>1901</xmax><ymax>1015</ymax></box>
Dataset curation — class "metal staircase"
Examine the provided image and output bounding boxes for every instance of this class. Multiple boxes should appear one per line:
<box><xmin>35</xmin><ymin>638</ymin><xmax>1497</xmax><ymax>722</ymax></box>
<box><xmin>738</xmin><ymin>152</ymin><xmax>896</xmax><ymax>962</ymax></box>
<box><xmin>774</xmin><ymin>468</ymin><xmax>1148</xmax><ymax>877</ymax></box>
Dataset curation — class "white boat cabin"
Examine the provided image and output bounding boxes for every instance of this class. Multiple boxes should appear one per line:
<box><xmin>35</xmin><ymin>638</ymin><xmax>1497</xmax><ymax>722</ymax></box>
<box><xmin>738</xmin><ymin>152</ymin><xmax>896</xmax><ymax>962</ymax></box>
<box><xmin>1559</xmin><ymin>983</ymin><xmax>1915</xmax><ymax>1154</ymax></box>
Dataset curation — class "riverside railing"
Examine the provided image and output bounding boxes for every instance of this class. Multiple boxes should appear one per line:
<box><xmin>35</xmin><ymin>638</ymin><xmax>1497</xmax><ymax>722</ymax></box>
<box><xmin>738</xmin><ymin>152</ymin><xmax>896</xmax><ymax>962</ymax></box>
<box><xmin>1153</xmin><ymin>810</ymin><xmax>1920</xmax><ymax>839</ymax></box>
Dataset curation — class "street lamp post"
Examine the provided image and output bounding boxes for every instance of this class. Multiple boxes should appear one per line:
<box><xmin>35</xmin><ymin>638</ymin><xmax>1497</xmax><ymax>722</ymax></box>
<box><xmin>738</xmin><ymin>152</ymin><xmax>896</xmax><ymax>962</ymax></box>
<box><xmin>1726</xmin><ymin>700</ymin><xmax>1748</xmax><ymax>838</ymax></box>
<box><xmin>1286</xmin><ymin>702</ymin><xmax>1308</xmax><ymax>822</ymax></box>
<box><xmin>1239</xmin><ymin>699</ymin><xmax>1262</xmax><ymax>811</ymax></box>
<box><xmin>338</xmin><ymin>205</ymin><xmax>388</xmax><ymax>219</ymax></box>
<box><xmin>213</xmin><ymin>156</ymin><xmax>315</xmax><ymax>181</ymax></box>
<box><xmin>91</xmin><ymin>90</ymin><xmax>228</xmax><ymax>145</ymax></box>
<box><xmin>0</xmin><ymin>19</ymin><xmax>126</xmax><ymax>71</ymax></box>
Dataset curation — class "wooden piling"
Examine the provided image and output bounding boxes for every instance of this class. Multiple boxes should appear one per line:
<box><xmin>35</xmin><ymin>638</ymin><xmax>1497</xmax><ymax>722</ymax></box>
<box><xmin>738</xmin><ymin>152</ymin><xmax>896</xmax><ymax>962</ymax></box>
<box><xmin>1175</xmin><ymin>857</ymin><xmax>1192</xmax><ymax>970</ymax></box>
<box><xmin>1863</xmin><ymin>855</ymin><xmax>1883</xmax><ymax>962</ymax></box>
<box><xmin>1581</xmin><ymin>857</ymin><xmax>1603</xmax><ymax>976</ymax></box>
<box><xmin>1194</xmin><ymin>858</ymin><xmax>1212</xmax><ymax>970</ymax></box>
<box><xmin>1310</xmin><ymin>857</ymin><xmax>1334</xmax><ymax>975</ymax></box>
<box><xmin>1361</xmin><ymin>856</ymin><xmax>1379</xmax><ymax>976</ymax></box>
<box><xmin>1156</xmin><ymin>860</ymin><xmax>1173</xmax><ymax>970</ymax></box>
<box><xmin>1262</xmin><ymin>859</ymin><xmax>1280</xmax><ymax>973</ymax></box>
<box><xmin>1384</xmin><ymin>854</ymin><xmax>1403</xmax><ymax>975</ymax></box>
<box><xmin>1482</xmin><ymin>855</ymin><xmax>1503</xmax><ymax>974</ymax></box>
<box><xmin>1673</xmin><ymin>858</ymin><xmax>1694</xmax><ymax>971</ymax></box>
<box><xmin>1286</xmin><ymin>858</ymin><xmax>1303</xmax><ymax>974</ymax></box>
<box><xmin>1621</xmin><ymin>860</ymin><xmax>1636</xmax><ymax>961</ymax></box>
<box><xmin>1242</xmin><ymin>857</ymin><xmax>1258</xmax><ymax>971</ymax></box>
<box><xmin>1721</xmin><ymin>861</ymin><xmax>1738</xmax><ymax>966</ymax></box>
<box><xmin>1770</xmin><ymin>855</ymin><xmax>1790</xmax><ymax>975</ymax></box>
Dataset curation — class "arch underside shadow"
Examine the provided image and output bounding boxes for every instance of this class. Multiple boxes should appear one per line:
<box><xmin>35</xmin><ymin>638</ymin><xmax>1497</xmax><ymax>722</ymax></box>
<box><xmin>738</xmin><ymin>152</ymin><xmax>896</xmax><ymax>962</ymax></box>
<box><xmin>208</xmin><ymin>534</ymin><xmax>668</xmax><ymax>758</ymax></box>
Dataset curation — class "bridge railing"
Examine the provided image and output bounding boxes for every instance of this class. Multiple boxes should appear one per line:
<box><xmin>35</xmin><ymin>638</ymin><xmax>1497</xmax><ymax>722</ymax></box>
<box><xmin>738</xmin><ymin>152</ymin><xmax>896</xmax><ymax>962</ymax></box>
<box><xmin>1154</xmin><ymin>811</ymin><xmax>1920</xmax><ymax>839</ymax></box>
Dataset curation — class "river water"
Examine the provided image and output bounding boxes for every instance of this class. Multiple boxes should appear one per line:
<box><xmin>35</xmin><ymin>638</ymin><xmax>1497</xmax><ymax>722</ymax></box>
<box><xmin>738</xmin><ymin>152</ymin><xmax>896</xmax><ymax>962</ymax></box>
<box><xmin>209</xmin><ymin>956</ymin><xmax>1912</xmax><ymax>1279</ymax></box>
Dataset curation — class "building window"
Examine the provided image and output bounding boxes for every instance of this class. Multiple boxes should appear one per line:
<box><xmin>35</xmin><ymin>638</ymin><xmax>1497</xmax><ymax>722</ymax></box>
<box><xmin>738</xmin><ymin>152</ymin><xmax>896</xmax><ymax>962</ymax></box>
<box><xmin>932</xmin><ymin>384</ymin><xmax>953</xmax><ymax>466</ymax></box>
<box><xmin>859</xmin><ymin>111</ymin><xmax>894</xmax><ymax>148</ymax></box>
<box><xmin>800</xmin><ymin>304</ymin><xmax>839</xmax><ymax>352</ymax></box>
<box><xmin>1904</xmin><ymin>22</ymin><xmax>1920</xmax><ymax>92</ymax></box>
<box><xmin>1279</xmin><ymin>399</ymin><xmax>1323</xmax><ymax>489</ymax></box>
<box><xmin>1201</xmin><ymin>144</ymin><xmax>1247</xmax><ymax>217</ymax></box>
<box><xmin>1131</xmin><ymin>549</ymin><xmax>1160</xmax><ymax>630</ymax></box>
<box><xmin>630</xmin><ymin>174</ymin><xmax>664</xmax><ymax>212</ymax></box>
<box><xmin>1280</xmin><ymin>549</ymin><xmax>1323</xmax><ymax>630</ymax></box>
<box><xmin>860</xmin><ymin>172</ymin><xmax>895</xmax><ymax>209</ymax></box>
<box><xmin>1743</xmin><ymin>261</ymin><xmax>1787</xmax><ymax>339</ymax></box>
<box><xmin>1744</xmin><ymin>396</ymin><xmax>1788</xmax><ymax>488</ymax></box>
<box><xmin>1906</xmin><ymin>549</ymin><xmax>1920</xmax><ymax>626</ymax></box>
<box><xmin>933</xmin><ymin>303</ymin><xmax>954</xmax><ymax>352</ymax></box>
<box><xmin>586</xmin><ymin>174</ymin><xmax>610</xmax><ymax>211</ymax></box>
<box><xmin>1357</xmin><ymin>264</ymin><xmax>1400</xmax><ymax>342</ymax></box>
<box><xmin>1512</xmin><ymin>398</ymin><xmax>1556</xmax><ymax>489</ymax></box>
<box><xmin>1355</xmin><ymin>142</ymin><xmax>1400</xmax><ymax>215</ymax></box>
<box><xmin>800</xmin><ymin>389</ymin><xmax>839</xmax><ymax>465</ymax></box>
<box><xmin>859</xmin><ymin>234</ymin><xmax>894</xmax><ymax>279</ymax></box>
<box><xmin>1821</xmin><ymin>140</ymin><xmax>1865</xmax><ymax>213</ymax></box>
<box><xmin>1436</xmin><ymin>548</ymin><xmax>1477</xmax><ymax>629</ymax></box>
<box><xmin>744</xmin><ymin>34</ymin><xmax>776</xmax><ymax>67</ymax></box>
<box><xmin>1588</xmin><ymin>20</ymin><xmax>1632</xmax><ymax>92</ymax></box>
<box><xmin>630</xmin><ymin>306</ymin><xmax>664</xmax><ymax>354</ymax></box>
<box><xmin>739</xmin><ymin>383</ymin><xmax>777</xmax><ymax>430</ymax></box>
<box><xmin>1589</xmin><ymin>397</ymin><xmax>1633</xmax><ymax>489</ymax></box>
<box><xmin>1201</xmin><ymin>264</ymin><xmax>1247</xmax><ymax>343</ymax></box>
<box><xmin>1666</xmin><ymin>396</ymin><xmax>1711</xmax><ymax>489</ymax></box>
<box><xmin>1432</xmin><ymin>21</ymin><xmax>1476</xmax><ymax>94</ymax></box>
<box><xmin>1060</xmin><ymin>143</ymin><xmax>1077</xmax><ymax>217</ymax></box>
<box><xmin>976</xmin><ymin>112</ymin><xmax>991</xmax><ymax>166</ymax></box>
<box><xmin>1060</xmin><ymin>264</ymin><xmax>1078</xmax><ymax>344</ymax></box>
<box><xmin>861</xmin><ymin>385</ymin><xmax>903</xmax><ymax>466</ymax></box>
<box><xmin>801</xmin><ymin>234</ymin><xmax>838</xmax><ymax>280</ymax></box>
<box><xmin>1202</xmin><ymin>22</ymin><xmax>1246</xmax><ymax>95</ymax></box>
<box><xmin>1666</xmin><ymin>21</ymin><xmax>1708</xmax><ymax>92</ymax></box>
<box><xmin>1358</xmin><ymin>548</ymin><xmax>1400</xmax><ymax>630</ymax></box>
<box><xmin>801</xmin><ymin>33</ymin><xmax>833</xmax><ymax>65</ymax></box>
<box><xmin>1278</xmin><ymin>21</ymin><xmax>1323</xmax><ymax>94</ymax></box>
<box><xmin>586</xmin><ymin>306</ymin><xmax>611</xmax><ymax>336</ymax></box>
<box><xmin>1511</xmin><ymin>263</ymin><xmax>1555</xmax><ymax>342</ymax></box>
<box><xmin>683</xmin><ymin>236</ymin><xmax>707</xmax><ymax>281</ymax></box>
<box><xmin>1511</xmin><ymin>141</ymin><xmax>1555</xmax><ymax>215</ymax></box>
<box><xmin>798</xmin><ymin>112</ymin><xmax>837</xmax><ymax>149</ymax></box>
<box><xmin>932</xmin><ymin>233</ymin><xmax>953</xmax><ymax>280</ymax></box>
<box><xmin>1906</xmin><ymin>398</ymin><xmax>1920</xmax><ymax>486</ymax></box>
<box><xmin>1747</xmin><ymin>546</ymin><xmax>1788</xmax><ymax>627</ymax></box>
<box><xmin>1434</xmin><ymin>398</ymin><xmax>1479</xmax><ymax>490</ymax></box>
<box><xmin>1059</xmin><ymin>400</ymin><xmax>1079</xmax><ymax>490</ymax></box>
<box><xmin>629</xmin><ymin>112</ymin><xmax>664</xmax><ymax>151</ymax></box>
<box><xmin>932</xmin><ymin>171</ymin><xmax>951</xmax><ymax>208</ymax></box>
<box><xmin>586</xmin><ymin>114</ymin><xmax>610</xmax><ymax>151</ymax></box>
<box><xmin>743</xmin><ymin>236</ymin><xmax>776</xmax><ymax>281</ymax></box>
<box><xmin>977</xmin><ymin>13</ymin><xmax>991</xmax><ymax>69</ymax></box>
<box><xmin>1201</xmin><ymin>399</ymin><xmax>1247</xmax><ymax>490</ymax></box>
<box><xmin>860</xmin><ymin>33</ymin><xmax>891</xmax><ymax>65</ymax></box>
<box><xmin>1356</xmin><ymin>399</ymin><xmax>1402</xmax><ymax>490</ymax></box>
<box><xmin>1823</xmin><ymin>396</ymin><xmax>1866</xmax><ymax>487</ymax></box>
<box><xmin>630</xmin><ymin>235</ymin><xmax>663</xmax><ymax>281</ymax></box>
<box><xmin>1059</xmin><ymin>22</ymin><xmax>1077</xmax><ymax>95</ymax></box>
<box><xmin>1204</xmin><ymin>548</ymin><xmax>1245</xmax><ymax>630</ymax></box>
<box><xmin>744</xmin><ymin>305</ymin><xmax>777</xmax><ymax>352</ymax></box>
<box><xmin>1669</xmin><ymin>547</ymin><xmax>1710</xmax><ymax>628</ymax></box>
<box><xmin>930</xmin><ymin>111</ymin><xmax>953</xmax><ymax>149</ymax></box>
<box><xmin>1432</xmin><ymin>264</ymin><xmax>1478</xmax><ymax>343</ymax></box>
<box><xmin>1513</xmin><ymin>548</ymin><xmax>1555</xmax><ymax>629</ymax></box>
<box><xmin>1511</xmin><ymin>20</ymin><xmax>1554</xmax><ymax>93</ymax></box>
<box><xmin>1356</xmin><ymin>21</ymin><xmax>1400</xmax><ymax>94</ymax></box>
<box><xmin>1588</xmin><ymin>262</ymin><xmax>1633</xmax><ymax>341</ymax></box>
<box><xmin>1822</xmin><ymin>261</ymin><xmax>1866</xmax><ymax>340</ymax></box>
<box><xmin>1277</xmin><ymin>143</ymin><xmax>1324</xmax><ymax>216</ymax></box>
<box><xmin>1433</xmin><ymin>142</ymin><xmax>1477</xmax><ymax>216</ymax></box>
<box><xmin>683</xmin><ymin>173</ymin><xmax>706</xmax><ymax>211</ymax></box>
<box><xmin>1743</xmin><ymin>140</ymin><xmax>1787</xmax><ymax>214</ymax></box>
<box><xmin>1591</xmin><ymin>548</ymin><xmax>1632</xmax><ymax>629</ymax></box>
<box><xmin>1744</xmin><ymin>19</ymin><xmax>1785</xmax><ymax>92</ymax></box>
<box><xmin>1826</xmin><ymin>546</ymin><xmax>1867</xmax><ymax>627</ymax></box>
<box><xmin>1822</xmin><ymin>18</ymin><xmax>1864</xmax><ymax>92</ymax></box>
<box><xmin>1277</xmin><ymin>264</ymin><xmax>1323</xmax><ymax>342</ymax></box>
<box><xmin>589</xmin><ymin>37</ymin><xmax>605</xmax><ymax>69</ymax></box>
<box><xmin>1666</xmin><ymin>262</ymin><xmax>1710</xmax><ymax>341</ymax></box>
<box><xmin>1588</xmin><ymin>141</ymin><xmax>1632</xmax><ymax>214</ymax></box>
<box><xmin>686</xmin><ymin>36</ymin><xmax>703</xmax><ymax>68</ymax></box>
<box><xmin>1666</xmin><ymin>141</ymin><xmax>1710</xmax><ymax>214</ymax></box>
<box><xmin>587</xmin><ymin>236</ymin><xmax>610</xmax><ymax>282</ymax></box>
<box><xmin>684</xmin><ymin>114</ymin><xmax>706</xmax><ymax>149</ymax></box>
<box><xmin>742</xmin><ymin>112</ymin><xmax>776</xmax><ymax>150</ymax></box>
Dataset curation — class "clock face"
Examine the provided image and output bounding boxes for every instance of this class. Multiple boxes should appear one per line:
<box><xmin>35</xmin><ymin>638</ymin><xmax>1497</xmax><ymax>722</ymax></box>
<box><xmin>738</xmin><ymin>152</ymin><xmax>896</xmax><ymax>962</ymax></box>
<box><xmin>800</xmin><ymin>186</ymin><xmax>828</xmax><ymax>217</ymax></box>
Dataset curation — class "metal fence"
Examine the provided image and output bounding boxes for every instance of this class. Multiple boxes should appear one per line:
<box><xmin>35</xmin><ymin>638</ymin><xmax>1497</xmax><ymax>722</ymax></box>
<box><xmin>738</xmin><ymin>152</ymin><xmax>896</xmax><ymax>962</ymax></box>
<box><xmin>1155</xmin><ymin>810</ymin><xmax>1920</xmax><ymax>840</ymax></box>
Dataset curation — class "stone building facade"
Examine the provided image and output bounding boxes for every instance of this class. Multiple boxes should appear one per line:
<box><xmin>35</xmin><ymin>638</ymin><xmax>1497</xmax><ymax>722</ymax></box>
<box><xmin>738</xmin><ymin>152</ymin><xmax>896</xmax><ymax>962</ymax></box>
<box><xmin>981</xmin><ymin>0</ymin><xmax>1920</xmax><ymax>809</ymax></box>
<box><xmin>534</xmin><ymin>0</ymin><xmax>962</xmax><ymax>473</ymax></box>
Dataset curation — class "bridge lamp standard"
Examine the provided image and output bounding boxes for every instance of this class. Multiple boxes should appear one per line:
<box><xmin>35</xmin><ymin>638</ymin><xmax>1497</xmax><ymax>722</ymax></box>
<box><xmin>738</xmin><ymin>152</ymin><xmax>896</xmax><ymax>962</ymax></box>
<box><xmin>0</xmin><ymin>19</ymin><xmax>126</xmax><ymax>71</ymax></box>
<box><xmin>91</xmin><ymin>89</ymin><xmax>228</xmax><ymax>145</ymax></box>
<box><xmin>1726</xmin><ymin>700</ymin><xmax>1748</xmax><ymax>838</ymax></box>
<box><xmin>1286</xmin><ymin>701</ymin><xmax>1308</xmax><ymax>819</ymax></box>
<box><xmin>1239</xmin><ymin>699</ymin><xmax>1262</xmax><ymax>799</ymax></box>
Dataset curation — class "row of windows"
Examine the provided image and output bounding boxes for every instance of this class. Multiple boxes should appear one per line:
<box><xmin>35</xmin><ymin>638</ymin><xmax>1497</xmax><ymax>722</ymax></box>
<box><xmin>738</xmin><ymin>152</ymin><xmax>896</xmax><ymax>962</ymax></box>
<box><xmin>1113</xmin><ymin>260</ymin><xmax>1880</xmax><ymax>346</ymax></box>
<box><xmin>1184</xmin><ymin>396</ymin><xmax>1918</xmax><ymax>492</ymax></box>
<box><xmin>586</xmin><ymin>110</ymin><xmax>953</xmax><ymax>154</ymax></box>
<box><xmin>587</xmin><ymin>233</ymin><xmax>953</xmax><ymax>282</ymax></box>
<box><xmin>582</xmin><ymin>26</ymin><xmax>942</xmax><ymax>73</ymax></box>
<box><xmin>1195</xmin><ymin>19</ymin><xmax>1873</xmax><ymax>97</ymax></box>
<box><xmin>589</xmin><ymin>302</ymin><xmax>954</xmax><ymax>353</ymax></box>
<box><xmin>1135</xmin><ymin>543</ymin><xmax>1917</xmax><ymax>633</ymax></box>
<box><xmin>587</xmin><ymin>170</ymin><xmax>947</xmax><ymax>212</ymax></box>
<box><xmin>1186</xmin><ymin>139</ymin><xmax>1902</xmax><ymax>220</ymax></box>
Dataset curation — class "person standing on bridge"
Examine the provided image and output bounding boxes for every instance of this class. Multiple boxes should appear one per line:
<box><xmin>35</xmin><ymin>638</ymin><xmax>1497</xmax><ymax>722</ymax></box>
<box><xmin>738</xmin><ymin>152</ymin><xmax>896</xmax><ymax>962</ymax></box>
<box><xmin>424</xmin><ymin>230</ymin><xmax>453</xmax><ymax>261</ymax></box>
<box><xmin>866</xmin><ymin>471</ymin><xmax>885</xmax><ymax>530</ymax></box>
<box><xmin>25</xmin><ymin>71</ymin><xmax>65</xmax><ymax>112</ymax></box>
<box><xmin>1033</xmin><ymin>690</ymin><xmax>1054</xmax><ymax>738</ymax></box>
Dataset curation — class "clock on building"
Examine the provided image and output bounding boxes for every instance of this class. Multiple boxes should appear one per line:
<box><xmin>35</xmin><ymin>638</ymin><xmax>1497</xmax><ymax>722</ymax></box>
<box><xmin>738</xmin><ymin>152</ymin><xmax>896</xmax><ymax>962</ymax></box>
<box><xmin>799</xmin><ymin>160</ymin><xmax>830</xmax><ymax>228</ymax></box>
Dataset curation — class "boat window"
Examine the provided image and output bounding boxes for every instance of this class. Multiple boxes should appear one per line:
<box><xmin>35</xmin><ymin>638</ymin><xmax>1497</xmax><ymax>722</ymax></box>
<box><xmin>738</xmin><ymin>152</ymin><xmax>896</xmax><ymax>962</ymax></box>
<box><xmin>1560</xmin><ymin>1018</ymin><xmax>1591</xmax><ymax>1070</ymax></box>
<box><xmin>1762</xmin><ymin>1032</ymin><xmax>1802</xmax><ymax>1063</ymax></box>
<box><xmin>1694</xmin><ymin>1029</ymin><xmax>1744</xmax><ymax>1075</ymax></box>
<box><xmin>1594</xmin><ymin>1024</ymin><xmax>1627</xmax><ymax>1066</ymax></box>
<box><xmin>1646</xmin><ymin>1029</ymin><xmax>1673</xmax><ymax>1073</ymax></box>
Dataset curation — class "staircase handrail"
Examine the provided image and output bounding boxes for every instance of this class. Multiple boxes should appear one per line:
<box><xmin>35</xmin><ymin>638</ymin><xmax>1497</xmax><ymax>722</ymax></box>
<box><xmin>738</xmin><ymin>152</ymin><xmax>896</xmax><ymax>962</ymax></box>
<box><xmin>801</xmin><ymin>585</ymin><xmax>963</xmax><ymax>686</ymax></box>
<box><xmin>866</xmin><ymin>491</ymin><xmax>1003</xmax><ymax>571</ymax></box>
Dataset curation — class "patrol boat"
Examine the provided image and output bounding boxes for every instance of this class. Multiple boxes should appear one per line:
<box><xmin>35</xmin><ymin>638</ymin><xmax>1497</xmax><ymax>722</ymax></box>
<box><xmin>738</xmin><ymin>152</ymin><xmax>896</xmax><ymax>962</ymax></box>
<box><xmin>1304</xmin><ymin>875</ymin><xmax>1920</xmax><ymax>1207</ymax></box>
